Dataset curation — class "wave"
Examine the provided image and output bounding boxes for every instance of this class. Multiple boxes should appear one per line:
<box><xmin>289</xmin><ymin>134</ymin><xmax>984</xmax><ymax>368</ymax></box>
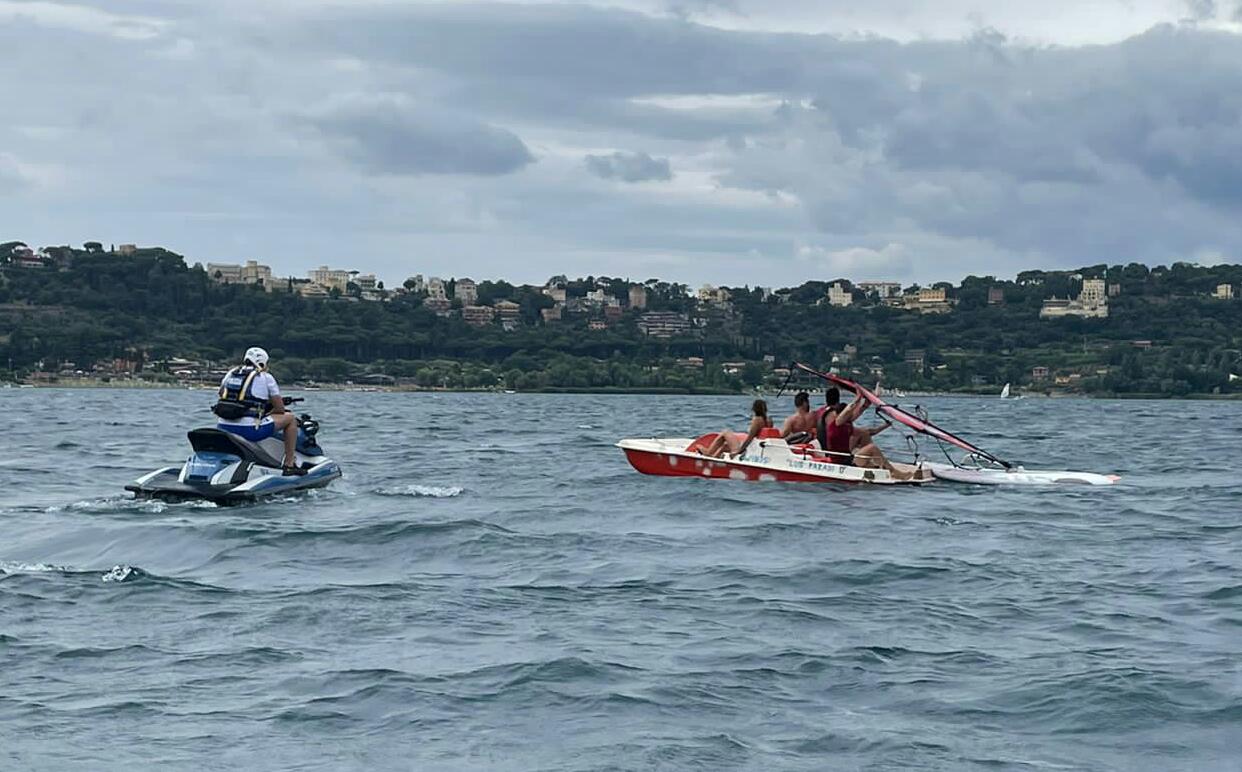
<box><xmin>243</xmin><ymin>517</ymin><xmax>514</xmax><ymax>549</ymax></box>
<box><xmin>42</xmin><ymin>496</ymin><xmax>219</xmax><ymax>515</ymax></box>
<box><xmin>1</xmin><ymin>561</ymin><xmax>226</xmax><ymax>593</ymax></box>
<box><xmin>101</xmin><ymin>564</ymin><xmax>147</xmax><ymax>583</ymax></box>
<box><xmin>374</xmin><ymin>484</ymin><xmax>464</xmax><ymax>498</ymax></box>
<box><xmin>0</xmin><ymin>560</ymin><xmax>66</xmax><ymax>574</ymax></box>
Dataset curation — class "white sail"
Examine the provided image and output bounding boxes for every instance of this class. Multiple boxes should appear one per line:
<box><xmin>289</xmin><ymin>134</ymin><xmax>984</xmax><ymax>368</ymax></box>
<box><xmin>1000</xmin><ymin>382</ymin><xmax>1011</xmax><ymax>399</ymax></box>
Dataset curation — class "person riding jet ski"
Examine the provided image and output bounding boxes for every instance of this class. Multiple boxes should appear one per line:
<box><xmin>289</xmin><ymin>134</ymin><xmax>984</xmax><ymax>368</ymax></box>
<box><xmin>213</xmin><ymin>346</ymin><xmax>304</xmax><ymax>476</ymax></box>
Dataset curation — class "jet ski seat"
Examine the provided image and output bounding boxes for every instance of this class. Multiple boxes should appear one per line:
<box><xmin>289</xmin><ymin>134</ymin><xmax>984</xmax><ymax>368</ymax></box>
<box><xmin>188</xmin><ymin>428</ymin><xmax>285</xmax><ymax>469</ymax></box>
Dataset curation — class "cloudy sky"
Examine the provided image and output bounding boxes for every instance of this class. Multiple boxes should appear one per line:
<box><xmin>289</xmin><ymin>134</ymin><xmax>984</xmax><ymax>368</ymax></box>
<box><xmin>2</xmin><ymin>0</ymin><xmax>1241</xmax><ymax>287</ymax></box>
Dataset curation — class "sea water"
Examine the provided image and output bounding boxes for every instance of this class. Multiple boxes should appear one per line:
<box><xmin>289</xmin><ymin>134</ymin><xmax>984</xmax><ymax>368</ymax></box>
<box><xmin>1</xmin><ymin>389</ymin><xmax>1240</xmax><ymax>770</ymax></box>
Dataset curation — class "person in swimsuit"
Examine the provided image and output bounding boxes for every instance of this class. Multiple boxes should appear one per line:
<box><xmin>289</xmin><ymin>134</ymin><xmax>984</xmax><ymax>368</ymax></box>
<box><xmin>814</xmin><ymin>386</ymin><xmax>841</xmax><ymax>450</ymax></box>
<box><xmin>703</xmin><ymin>399</ymin><xmax>772</xmax><ymax>458</ymax></box>
<box><xmin>824</xmin><ymin>389</ymin><xmax>912</xmax><ymax>479</ymax></box>
<box><xmin>780</xmin><ymin>391</ymin><xmax>816</xmax><ymax>442</ymax></box>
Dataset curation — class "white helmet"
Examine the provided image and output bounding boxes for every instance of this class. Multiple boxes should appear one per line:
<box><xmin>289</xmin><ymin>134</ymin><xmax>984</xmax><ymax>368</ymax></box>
<box><xmin>244</xmin><ymin>346</ymin><xmax>269</xmax><ymax>368</ymax></box>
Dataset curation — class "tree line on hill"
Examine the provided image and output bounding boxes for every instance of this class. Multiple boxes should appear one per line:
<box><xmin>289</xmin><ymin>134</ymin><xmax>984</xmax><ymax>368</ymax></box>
<box><xmin>2</xmin><ymin>242</ymin><xmax>1242</xmax><ymax>395</ymax></box>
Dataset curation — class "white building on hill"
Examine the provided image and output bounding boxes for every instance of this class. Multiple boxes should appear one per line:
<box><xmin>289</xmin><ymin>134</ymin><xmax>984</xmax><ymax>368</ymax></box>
<box><xmin>827</xmin><ymin>282</ymin><xmax>852</xmax><ymax>307</ymax></box>
<box><xmin>1041</xmin><ymin>277</ymin><xmax>1109</xmax><ymax>319</ymax></box>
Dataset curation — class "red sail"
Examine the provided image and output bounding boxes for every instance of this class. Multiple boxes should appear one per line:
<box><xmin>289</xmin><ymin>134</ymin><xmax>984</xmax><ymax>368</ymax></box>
<box><xmin>791</xmin><ymin>362</ymin><xmax>1007</xmax><ymax>467</ymax></box>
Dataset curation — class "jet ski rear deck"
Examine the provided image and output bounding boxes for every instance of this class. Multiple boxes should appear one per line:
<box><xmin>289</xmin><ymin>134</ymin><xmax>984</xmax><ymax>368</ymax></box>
<box><xmin>126</xmin><ymin>405</ymin><xmax>342</xmax><ymax>504</ymax></box>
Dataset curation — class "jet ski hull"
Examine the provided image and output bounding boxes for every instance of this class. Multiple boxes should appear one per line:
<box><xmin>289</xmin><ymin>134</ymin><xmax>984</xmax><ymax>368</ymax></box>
<box><xmin>126</xmin><ymin>460</ymin><xmax>342</xmax><ymax>505</ymax></box>
<box><xmin>127</xmin><ymin>424</ymin><xmax>342</xmax><ymax>504</ymax></box>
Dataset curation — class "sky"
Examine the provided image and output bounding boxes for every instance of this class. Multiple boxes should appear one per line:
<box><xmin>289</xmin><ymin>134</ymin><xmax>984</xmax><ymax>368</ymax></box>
<box><xmin>2</xmin><ymin>0</ymin><xmax>1242</xmax><ymax>288</ymax></box>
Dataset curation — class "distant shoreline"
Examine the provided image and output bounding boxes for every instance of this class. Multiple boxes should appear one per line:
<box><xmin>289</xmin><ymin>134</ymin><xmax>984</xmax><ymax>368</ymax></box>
<box><xmin>5</xmin><ymin>379</ymin><xmax>1240</xmax><ymax>400</ymax></box>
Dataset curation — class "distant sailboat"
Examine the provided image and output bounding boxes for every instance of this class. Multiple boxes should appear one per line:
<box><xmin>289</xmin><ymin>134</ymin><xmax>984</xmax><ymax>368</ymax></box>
<box><xmin>1000</xmin><ymin>382</ymin><xmax>1011</xmax><ymax>399</ymax></box>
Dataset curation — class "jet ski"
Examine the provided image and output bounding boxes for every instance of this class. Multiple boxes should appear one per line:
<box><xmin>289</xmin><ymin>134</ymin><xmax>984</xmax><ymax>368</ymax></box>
<box><xmin>126</xmin><ymin>398</ymin><xmax>342</xmax><ymax>504</ymax></box>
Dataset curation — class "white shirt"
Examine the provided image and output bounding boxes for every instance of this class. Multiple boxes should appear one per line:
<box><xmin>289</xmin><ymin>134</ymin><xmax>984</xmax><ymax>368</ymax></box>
<box><xmin>217</xmin><ymin>370</ymin><xmax>281</xmax><ymax>426</ymax></box>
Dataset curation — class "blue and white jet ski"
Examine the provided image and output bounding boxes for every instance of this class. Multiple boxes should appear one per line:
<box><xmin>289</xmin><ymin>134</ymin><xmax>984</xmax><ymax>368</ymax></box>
<box><xmin>126</xmin><ymin>399</ymin><xmax>342</xmax><ymax>504</ymax></box>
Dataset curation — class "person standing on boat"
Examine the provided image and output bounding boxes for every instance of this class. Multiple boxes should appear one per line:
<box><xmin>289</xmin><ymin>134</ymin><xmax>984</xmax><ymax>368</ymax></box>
<box><xmin>212</xmin><ymin>347</ymin><xmax>305</xmax><ymax>476</ymax></box>
<box><xmin>703</xmin><ymin>399</ymin><xmax>772</xmax><ymax>458</ymax></box>
<box><xmin>780</xmin><ymin>391</ymin><xmax>816</xmax><ymax>442</ymax></box>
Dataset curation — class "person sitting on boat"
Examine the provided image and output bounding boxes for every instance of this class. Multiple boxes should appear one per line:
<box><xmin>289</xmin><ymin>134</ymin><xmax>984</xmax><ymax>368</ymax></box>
<box><xmin>818</xmin><ymin>388</ymin><xmax>911</xmax><ymax>479</ymax></box>
<box><xmin>702</xmin><ymin>399</ymin><xmax>772</xmax><ymax>458</ymax></box>
<box><xmin>212</xmin><ymin>346</ymin><xmax>305</xmax><ymax>476</ymax></box>
<box><xmin>780</xmin><ymin>391</ymin><xmax>816</xmax><ymax>443</ymax></box>
<box><xmin>813</xmin><ymin>386</ymin><xmax>842</xmax><ymax>449</ymax></box>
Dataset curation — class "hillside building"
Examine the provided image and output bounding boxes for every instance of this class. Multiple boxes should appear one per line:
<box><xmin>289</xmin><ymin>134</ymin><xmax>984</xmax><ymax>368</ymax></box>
<box><xmin>628</xmin><ymin>285</ymin><xmax>648</xmax><ymax>309</ymax></box>
<box><xmin>638</xmin><ymin>311</ymin><xmax>691</xmax><ymax>338</ymax></box>
<box><xmin>309</xmin><ymin>266</ymin><xmax>350</xmax><ymax>292</ymax></box>
<box><xmin>426</xmin><ymin>277</ymin><xmax>447</xmax><ymax>300</ymax></box>
<box><xmin>698</xmin><ymin>285</ymin><xmax>730</xmax><ymax>306</ymax></box>
<box><xmin>902</xmin><ymin>286</ymin><xmax>953</xmax><ymax>314</ymax></box>
<box><xmin>455</xmin><ymin>278</ymin><xmax>478</xmax><ymax>305</ymax></box>
<box><xmin>827</xmin><ymin>282</ymin><xmax>853</xmax><ymax>307</ymax></box>
<box><xmin>858</xmin><ymin>281</ymin><xmax>902</xmax><ymax>299</ymax></box>
<box><xmin>1040</xmin><ymin>277</ymin><xmax>1109</xmax><ymax>319</ymax></box>
<box><xmin>462</xmin><ymin>305</ymin><xmax>494</xmax><ymax>326</ymax></box>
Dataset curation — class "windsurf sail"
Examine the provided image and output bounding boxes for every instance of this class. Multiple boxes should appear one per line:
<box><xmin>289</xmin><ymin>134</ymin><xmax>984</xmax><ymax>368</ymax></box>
<box><xmin>790</xmin><ymin>362</ymin><xmax>1011</xmax><ymax>468</ymax></box>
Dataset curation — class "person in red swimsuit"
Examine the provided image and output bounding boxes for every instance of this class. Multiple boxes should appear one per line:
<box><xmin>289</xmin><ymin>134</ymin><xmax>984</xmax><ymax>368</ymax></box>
<box><xmin>818</xmin><ymin>386</ymin><xmax>911</xmax><ymax>479</ymax></box>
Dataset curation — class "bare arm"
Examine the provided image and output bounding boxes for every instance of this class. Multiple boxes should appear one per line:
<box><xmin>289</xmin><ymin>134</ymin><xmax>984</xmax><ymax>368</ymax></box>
<box><xmin>835</xmin><ymin>394</ymin><xmax>867</xmax><ymax>425</ymax></box>
<box><xmin>779</xmin><ymin>415</ymin><xmax>797</xmax><ymax>438</ymax></box>
<box><xmin>266</xmin><ymin>377</ymin><xmax>286</xmax><ymax>415</ymax></box>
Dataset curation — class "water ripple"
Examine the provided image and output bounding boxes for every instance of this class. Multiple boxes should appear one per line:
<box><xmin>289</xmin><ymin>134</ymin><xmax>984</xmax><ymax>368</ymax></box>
<box><xmin>1</xmin><ymin>390</ymin><xmax>1240</xmax><ymax>771</ymax></box>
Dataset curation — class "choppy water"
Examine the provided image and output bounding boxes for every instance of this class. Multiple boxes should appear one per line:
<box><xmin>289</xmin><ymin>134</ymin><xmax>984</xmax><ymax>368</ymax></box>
<box><xmin>2</xmin><ymin>388</ymin><xmax>1240</xmax><ymax>771</ymax></box>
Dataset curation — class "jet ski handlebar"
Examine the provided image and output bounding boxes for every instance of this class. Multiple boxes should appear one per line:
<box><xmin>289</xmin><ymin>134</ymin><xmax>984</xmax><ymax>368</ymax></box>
<box><xmin>281</xmin><ymin>396</ymin><xmax>304</xmax><ymax>406</ymax></box>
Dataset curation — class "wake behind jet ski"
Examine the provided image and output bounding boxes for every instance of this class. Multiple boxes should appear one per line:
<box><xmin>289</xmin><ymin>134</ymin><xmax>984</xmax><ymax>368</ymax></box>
<box><xmin>126</xmin><ymin>398</ymin><xmax>342</xmax><ymax>504</ymax></box>
<box><xmin>127</xmin><ymin>346</ymin><xmax>341</xmax><ymax>504</ymax></box>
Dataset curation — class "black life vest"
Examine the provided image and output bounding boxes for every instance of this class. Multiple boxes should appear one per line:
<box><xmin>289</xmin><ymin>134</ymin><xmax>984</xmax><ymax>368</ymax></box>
<box><xmin>213</xmin><ymin>365</ymin><xmax>269</xmax><ymax>420</ymax></box>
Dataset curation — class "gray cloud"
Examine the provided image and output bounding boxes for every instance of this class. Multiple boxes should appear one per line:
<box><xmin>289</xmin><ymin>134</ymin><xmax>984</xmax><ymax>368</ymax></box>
<box><xmin>1</xmin><ymin>1</ymin><xmax>1242</xmax><ymax>288</ymax></box>
<box><xmin>1185</xmin><ymin>0</ymin><xmax>1216</xmax><ymax>20</ymax></box>
<box><xmin>667</xmin><ymin>0</ymin><xmax>742</xmax><ymax>20</ymax></box>
<box><xmin>291</xmin><ymin>5</ymin><xmax>1242</xmax><ymax>208</ymax></box>
<box><xmin>585</xmin><ymin>151</ymin><xmax>673</xmax><ymax>182</ymax></box>
<box><xmin>302</xmin><ymin>95</ymin><xmax>535</xmax><ymax>176</ymax></box>
<box><xmin>0</xmin><ymin>153</ymin><xmax>30</xmax><ymax>192</ymax></box>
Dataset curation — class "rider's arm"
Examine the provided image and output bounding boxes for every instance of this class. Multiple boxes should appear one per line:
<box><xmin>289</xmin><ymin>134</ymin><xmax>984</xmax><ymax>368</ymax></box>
<box><xmin>266</xmin><ymin>375</ymin><xmax>286</xmax><ymax>415</ymax></box>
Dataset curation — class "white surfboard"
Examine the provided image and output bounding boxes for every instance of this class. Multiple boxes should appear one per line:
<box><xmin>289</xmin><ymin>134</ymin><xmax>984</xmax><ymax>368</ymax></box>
<box><xmin>925</xmin><ymin>462</ymin><xmax>1119</xmax><ymax>486</ymax></box>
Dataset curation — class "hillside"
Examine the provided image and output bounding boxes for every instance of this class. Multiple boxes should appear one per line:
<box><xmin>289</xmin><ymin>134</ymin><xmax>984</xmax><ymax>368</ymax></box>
<box><xmin>2</xmin><ymin>243</ymin><xmax>1241</xmax><ymax>395</ymax></box>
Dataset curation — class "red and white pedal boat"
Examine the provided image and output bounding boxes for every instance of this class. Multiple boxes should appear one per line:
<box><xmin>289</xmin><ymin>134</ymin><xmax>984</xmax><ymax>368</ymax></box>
<box><xmin>618</xmin><ymin>363</ymin><xmax>1119</xmax><ymax>487</ymax></box>
<box><xmin>617</xmin><ymin>430</ymin><xmax>928</xmax><ymax>485</ymax></box>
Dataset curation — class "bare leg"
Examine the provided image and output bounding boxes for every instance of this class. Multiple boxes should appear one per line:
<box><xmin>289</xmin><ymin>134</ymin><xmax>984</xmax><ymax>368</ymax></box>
<box><xmin>855</xmin><ymin>441</ymin><xmax>913</xmax><ymax>480</ymax></box>
<box><xmin>272</xmin><ymin>413</ymin><xmax>298</xmax><ymax>466</ymax></box>
<box><xmin>704</xmin><ymin>431</ymin><xmax>729</xmax><ymax>458</ymax></box>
